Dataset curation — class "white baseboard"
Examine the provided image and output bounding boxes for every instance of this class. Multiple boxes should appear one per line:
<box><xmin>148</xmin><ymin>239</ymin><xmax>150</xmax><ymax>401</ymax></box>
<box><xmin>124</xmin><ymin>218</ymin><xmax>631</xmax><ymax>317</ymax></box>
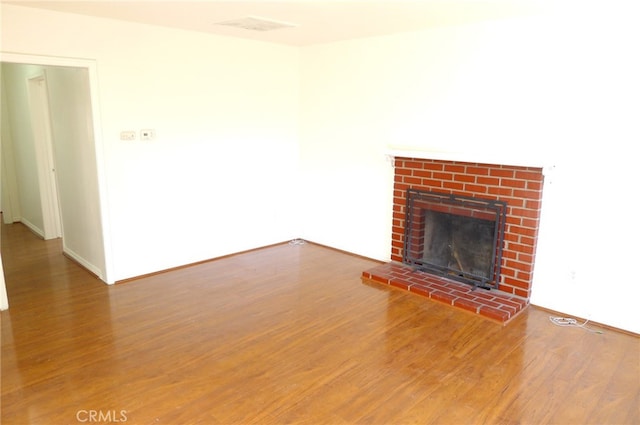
<box><xmin>62</xmin><ymin>244</ymin><xmax>104</xmax><ymax>282</ymax></box>
<box><xmin>18</xmin><ymin>218</ymin><xmax>44</xmax><ymax>239</ymax></box>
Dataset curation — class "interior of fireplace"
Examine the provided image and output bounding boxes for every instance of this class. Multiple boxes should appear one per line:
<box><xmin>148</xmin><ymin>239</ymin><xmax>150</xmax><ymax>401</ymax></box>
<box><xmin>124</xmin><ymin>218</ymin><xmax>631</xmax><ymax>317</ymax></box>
<box><xmin>403</xmin><ymin>189</ymin><xmax>507</xmax><ymax>289</ymax></box>
<box><xmin>422</xmin><ymin>210</ymin><xmax>496</xmax><ymax>279</ymax></box>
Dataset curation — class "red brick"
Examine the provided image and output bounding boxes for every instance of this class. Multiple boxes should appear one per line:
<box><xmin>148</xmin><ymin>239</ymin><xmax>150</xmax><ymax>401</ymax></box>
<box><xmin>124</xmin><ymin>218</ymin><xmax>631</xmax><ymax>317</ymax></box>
<box><xmin>513</xmin><ymin>189</ymin><xmax>541</xmax><ymax>200</ymax></box>
<box><xmin>499</xmin><ymin>298</ymin><xmax>527</xmax><ymax>310</ymax></box>
<box><xmin>451</xmin><ymin>290</ymin><xmax>474</xmax><ymax>299</ymax></box>
<box><xmin>422</xmin><ymin>179</ymin><xmax>444</xmax><ymax>188</ymax></box>
<box><xmin>516</xmin><ymin>270</ymin><xmax>532</xmax><ymax>282</ymax></box>
<box><xmin>403</xmin><ymin>176</ymin><xmax>422</xmax><ymax>185</ymax></box>
<box><xmin>443</xmin><ymin>164</ymin><xmax>465</xmax><ymax>173</ymax></box>
<box><xmin>472</xmin><ymin>297</ymin><xmax>502</xmax><ymax>308</ymax></box>
<box><xmin>501</xmin><ymin>179</ymin><xmax>527</xmax><ymax>189</ymax></box>
<box><xmin>472</xmin><ymin>291</ymin><xmax>496</xmax><ymax>301</ymax></box>
<box><xmin>507</xmin><ymin>197</ymin><xmax>525</xmax><ymax>208</ymax></box>
<box><xmin>520</xmin><ymin>236</ymin><xmax>535</xmax><ymax>246</ymax></box>
<box><xmin>510</xmin><ymin>225</ymin><xmax>537</xmax><ymax>237</ymax></box>
<box><xmin>525</xmin><ymin>199</ymin><xmax>542</xmax><ymax>210</ymax></box>
<box><xmin>527</xmin><ymin>181</ymin><xmax>543</xmax><ymax>191</ymax></box>
<box><xmin>466</xmin><ymin>166</ymin><xmax>490</xmax><ymax>175</ymax></box>
<box><xmin>390</xmin><ymin>279</ymin><xmax>411</xmax><ymax>291</ymax></box>
<box><xmin>424</xmin><ymin>162</ymin><xmax>445</xmax><ymax>171</ymax></box>
<box><xmin>433</xmin><ymin>172</ymin><xmax>454</xmax><ymax>181</ymax></box>
<box><xmin>390</xmin><ymin>269</ymin><xmax>412</xmax><ymax>279</ymax></box>
<box><xmin>465</xmin><ymin>184</ymin><xmax>487</xmax><ymax>193</ymax></box>
<box><xmin>410</xmin><ymin>285</ymin><xmax>431</xmax><ymax>297</ymax></box>
<box><xmin>453</xmin><ymin>174</ymin><xmax>476</xmax><ymax>183</ymax></box>
<box><xmin>487</xmin><ymin>186</ymin><xmax>513</xmax><ymax>196</ymax></box>
<box><xmin>370</xmin><ymin>274</ymin><xmax>390</xmax><ymax>285</ymax></box>
<box><xmin>514</xmin><ymin>288</ymin><xmax>529</xmax><ymax>298</ymax></box>
<box><xmin>498</xmin><ymin>284</ymin><xmax>515</xmax><ymax>294</ymax></box>
<box><xmin>413</xmin><ymin>169</ymin><xmax>432</xmax><ymax>178</ymax></box>
<box><xmin>515</xmin><ymin>170</ymin><xmax>543</xmax><ymax>181</ymax></box>
<box><xmin>489</xmin><ymin>168</ymin><xmax>514</xmax><ymax>178</ymax></box>
<box><xmin>501</xmin><ymin>250</ymin><xmax>517</xmax><ymax>260</ymax></box>
<box><xmin>431</xmin><ymin>283</ymin><xmax>454</xmax><ymax>293</ymax></box>
<box><xmin>508</xmin><ymin>242</ymin><xmax>535</xmax><ymax>255</ymax></box>
<box><xmin>404</xmin><ymin>160</ymin><xmax>425</xmax><ymax>169</ymax></box>
<box><xmin>442</xmin><ymin>182</ymin><xmax>465</xmax><ymax>191</ymax></box>
<box><xmin>453</xmin><ymin>298</ymin><xmax>481</xmax><ymax>313</ymax></box>
<box><xmin>505</xmin><ymin>259</ymin><xmax>529</xmax><ymax>272</ymax></box>
<box><xmin>503</xmin><ymin>231</ymin><xmax>519</xmax><ymax>242</ymax></box>
<box><xmin>517</xmin><ymin>253</ymin><xmax>534</xmax><ymax>265</ymax></box>
<box><xmin>510</xmin><ymin>207</ymin><xmax>540</xmax><ymax>219</ymax></box>
<box><xmin>497</xmin><ymin>303</ymin><xmax>517</xmax><ymax>315</ymax></box>
<box><xmin>479</xmin><ymin>306</ymin><xmax>511</xmax><ymax>322</ymax></box>
<box><xmin>477</xmin><ymin>176</ymin><xmax>501</xmax><ymax>186</ymax></box>
<box><xmin>500</xmin><ymin>267</ymin><xmax>516</xmax><ymax>278</ymax></box>
<box><xmin>431</xmin><ymin>291</ymin><xmax>456</xmax><ymax>305</ymax></box>
<box><xmin>503</xmin><ymin>276</ymin><xmax>530</xmax><ymax>290</ymax></box>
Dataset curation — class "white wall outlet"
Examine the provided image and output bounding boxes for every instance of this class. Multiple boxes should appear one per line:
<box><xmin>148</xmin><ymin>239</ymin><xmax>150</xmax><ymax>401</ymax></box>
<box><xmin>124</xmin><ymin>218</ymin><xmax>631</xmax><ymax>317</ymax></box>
<box><xmin>140</xmin><ymin>129</ymin><xmax>156</xmax><ymax>141</ymax></box>
<box><xmin>120</xmin><ymin>131</ymin><xmax>136</xmax><ymax>141</ymax></box>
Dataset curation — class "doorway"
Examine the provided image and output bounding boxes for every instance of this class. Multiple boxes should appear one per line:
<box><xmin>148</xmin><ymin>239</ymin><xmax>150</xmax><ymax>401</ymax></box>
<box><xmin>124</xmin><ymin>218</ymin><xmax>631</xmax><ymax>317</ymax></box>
<box><xmin>0</xmin><ymin>54</ymin><xmax>113</xmax><ymax>312</ymax></box>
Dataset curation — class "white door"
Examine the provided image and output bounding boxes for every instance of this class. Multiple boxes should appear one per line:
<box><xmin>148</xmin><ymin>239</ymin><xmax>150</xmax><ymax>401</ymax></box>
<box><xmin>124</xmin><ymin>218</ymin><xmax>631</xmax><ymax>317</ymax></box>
<box><xmin>27</xmin><ymin>74</ymin><xmax>62</xmax><ymax>240</ymax></box>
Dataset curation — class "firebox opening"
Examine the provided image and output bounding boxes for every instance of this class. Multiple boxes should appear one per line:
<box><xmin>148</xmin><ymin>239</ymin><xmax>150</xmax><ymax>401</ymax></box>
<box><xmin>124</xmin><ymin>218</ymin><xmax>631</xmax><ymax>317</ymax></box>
<box><xmin>403</xmin><ymin>189</ymin><xmax>507</xmax><ymax>290</ymax></box>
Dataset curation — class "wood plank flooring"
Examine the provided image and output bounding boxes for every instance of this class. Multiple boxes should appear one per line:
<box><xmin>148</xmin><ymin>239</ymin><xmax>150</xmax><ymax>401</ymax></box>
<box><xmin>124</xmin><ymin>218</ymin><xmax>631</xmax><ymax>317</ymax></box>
<box><xmin>2</xmin><ymin>221</ymin><xmax>639</xmax><ymax>424</ymax></box>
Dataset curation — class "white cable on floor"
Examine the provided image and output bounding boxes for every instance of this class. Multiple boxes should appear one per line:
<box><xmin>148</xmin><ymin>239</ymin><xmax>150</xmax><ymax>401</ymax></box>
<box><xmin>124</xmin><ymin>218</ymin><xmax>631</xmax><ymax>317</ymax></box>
<box><xmin>548</xmin><ymin>316</ymin><xmax>603</xmax><ymax>334</ymax></box>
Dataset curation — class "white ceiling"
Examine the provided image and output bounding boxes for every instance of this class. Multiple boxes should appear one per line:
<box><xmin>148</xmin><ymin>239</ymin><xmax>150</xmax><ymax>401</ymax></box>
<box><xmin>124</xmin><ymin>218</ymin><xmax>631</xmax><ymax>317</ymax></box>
<box><xmin>4</xmin><ymin>1</ymin><xmax>543</xmax><ymax>46</ymax></box>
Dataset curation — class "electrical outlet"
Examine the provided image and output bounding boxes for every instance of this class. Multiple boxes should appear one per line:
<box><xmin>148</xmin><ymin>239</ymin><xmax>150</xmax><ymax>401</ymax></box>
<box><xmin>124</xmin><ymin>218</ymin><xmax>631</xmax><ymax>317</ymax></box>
<box><xmin>120</xmin><ymin>131</ymin><xmax>136</xmax><ymax>141</ymax></box>
<box><xmin>140</xmin><ymin>129</ymin><xmax>156</xmax><ymax>141</ymax></box>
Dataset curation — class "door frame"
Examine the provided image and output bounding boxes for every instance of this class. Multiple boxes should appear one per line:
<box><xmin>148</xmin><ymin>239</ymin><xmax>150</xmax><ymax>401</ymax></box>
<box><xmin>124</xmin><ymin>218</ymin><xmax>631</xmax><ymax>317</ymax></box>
<box><xmin>0</xmin><ymin>52</ymin><xmax>114</xmax><ymax>288</ymax></box>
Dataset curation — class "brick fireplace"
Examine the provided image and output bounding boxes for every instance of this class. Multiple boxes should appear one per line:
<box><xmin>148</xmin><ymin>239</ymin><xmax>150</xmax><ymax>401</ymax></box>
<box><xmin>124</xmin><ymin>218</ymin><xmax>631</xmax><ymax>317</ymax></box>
<box><xmin>362</xmin><ymin>156</ymin><xmax>545</xmax><ymax>324</ymax></box>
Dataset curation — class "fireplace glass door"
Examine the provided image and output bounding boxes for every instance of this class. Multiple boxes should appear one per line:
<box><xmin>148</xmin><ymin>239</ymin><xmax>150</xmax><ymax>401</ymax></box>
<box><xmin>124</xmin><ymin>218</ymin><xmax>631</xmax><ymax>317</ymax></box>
<box><xmin>403</xmin><ymin>189</ymin><xmax>507</xmax><ymax>289</ymax></box>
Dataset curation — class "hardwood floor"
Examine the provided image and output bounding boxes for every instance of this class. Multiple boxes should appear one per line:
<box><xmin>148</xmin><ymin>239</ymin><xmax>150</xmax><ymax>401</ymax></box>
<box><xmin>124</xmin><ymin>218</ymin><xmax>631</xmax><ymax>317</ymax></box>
<box><xmin>2</xmin><ymin>221</ymin><xmax>638</xmax><ymax>425</ymax></box>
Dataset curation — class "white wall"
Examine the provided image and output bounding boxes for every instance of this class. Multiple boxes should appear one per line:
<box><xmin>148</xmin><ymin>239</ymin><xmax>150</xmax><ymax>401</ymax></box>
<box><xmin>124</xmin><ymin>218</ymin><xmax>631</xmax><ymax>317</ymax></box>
<box><xmin>299</xmin><ymin>4</ymin><xmax>640</xmax><ymax>333</ymax></box>
<box><xmin>1</xmin><ymin>4</ymin><xmax>302</xmax><ymax>281</ymax></box>
<box><xmin>45</xmin><ymin>66</ymin><xmax>107</xmax><ymax>276</ymax></box>
<box><xmin>1</xmin><ymin>71</ymin><xmax>22</xmax><ymax>223</ymax></box>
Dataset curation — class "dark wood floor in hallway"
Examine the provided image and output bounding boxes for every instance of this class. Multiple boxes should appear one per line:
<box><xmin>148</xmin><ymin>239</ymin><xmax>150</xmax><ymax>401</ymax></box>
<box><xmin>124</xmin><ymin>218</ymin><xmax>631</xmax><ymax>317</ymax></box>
<box><xmin>1</xmin><ymin>220</ymin><xmax>638</xmax><ymax>425</ymax></box>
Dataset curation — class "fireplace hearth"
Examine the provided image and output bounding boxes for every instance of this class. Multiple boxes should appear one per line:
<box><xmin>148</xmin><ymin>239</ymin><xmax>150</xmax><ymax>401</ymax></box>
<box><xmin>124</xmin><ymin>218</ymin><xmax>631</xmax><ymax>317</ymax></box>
<box><xmin>403</xmin><ymin>189</ymin><xmax>507</xmax><ymax>290</ymax></box>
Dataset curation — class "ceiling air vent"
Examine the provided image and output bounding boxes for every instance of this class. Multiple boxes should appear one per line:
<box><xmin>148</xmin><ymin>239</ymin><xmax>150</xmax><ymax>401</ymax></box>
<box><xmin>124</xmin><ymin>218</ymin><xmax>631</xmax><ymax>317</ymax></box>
<box><xmin>215</xmin><ymin>16</ymin><xmax>297</xmax><ymax>32</ymax></box>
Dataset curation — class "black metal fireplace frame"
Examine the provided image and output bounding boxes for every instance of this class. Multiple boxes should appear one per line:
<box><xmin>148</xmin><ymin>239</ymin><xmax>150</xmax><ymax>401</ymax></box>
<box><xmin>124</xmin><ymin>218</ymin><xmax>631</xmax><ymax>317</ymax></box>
<box><xmin>403</xmin><ymin>189</ymin><xmax>507</xmax><ymax>290</ymax></box>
